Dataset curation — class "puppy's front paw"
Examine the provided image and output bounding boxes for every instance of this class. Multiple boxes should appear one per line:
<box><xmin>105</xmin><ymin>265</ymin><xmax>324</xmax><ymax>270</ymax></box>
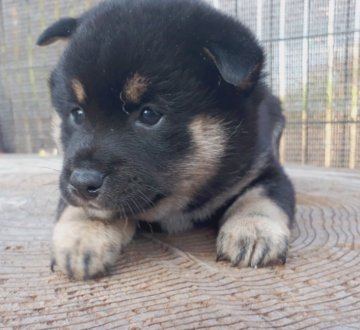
<box><xmin>51</xmin><ymin>207</ymin><xmax>135</xmax><ymax>280</ymax></box>
<box><xmin>216</xmin><ymin>216</ymin><xmax>290</xmax><ymax>268</ymax></box>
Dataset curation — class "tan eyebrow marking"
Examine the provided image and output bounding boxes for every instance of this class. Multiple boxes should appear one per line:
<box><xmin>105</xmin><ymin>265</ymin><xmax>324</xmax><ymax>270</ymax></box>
<box><xmin>72</xmin><ymin>79</ymin><xmax>87</xmax><ymax>103</ymax></box>
<box><xmin>123</xmin><ymin>73</ymin><xmax>148</xmax><ymax>103</ymax></box>
<box><xmin>203</xmin><ymin>47</ymin><xmax>217</xmax><ymax>64</ymax></box>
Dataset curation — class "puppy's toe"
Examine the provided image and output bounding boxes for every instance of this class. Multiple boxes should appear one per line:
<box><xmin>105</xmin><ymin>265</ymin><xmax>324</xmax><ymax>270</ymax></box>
<box><xmin>217</xmin><ymin>229</ymin><xmax>256</xmax><ymax>267</ymax></box>
<box><xmin>57</xmin><ymin>249</ymin><xmax>114</xmax><ymax>280</ymax></box>
<box><xmin>51</xmin><ymin>207</ymin><xmax>134</xmax><ymax>280</ymax></box>
<box><xmin>249</xmin><ymin>236</ymin><xmax>288</xmax><ymax>267</ymax></box>
<box><xmin>216</xmin><ymin>216</ymin><xmax>289</xmax><ymax>268</ymax></box>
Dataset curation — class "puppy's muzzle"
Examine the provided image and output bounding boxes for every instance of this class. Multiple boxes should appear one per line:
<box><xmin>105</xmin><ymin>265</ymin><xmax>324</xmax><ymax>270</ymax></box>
<box><xmin>69</xmin><ymin>169</ymin><xmax>104</xmax><ymax>200</ymax></box>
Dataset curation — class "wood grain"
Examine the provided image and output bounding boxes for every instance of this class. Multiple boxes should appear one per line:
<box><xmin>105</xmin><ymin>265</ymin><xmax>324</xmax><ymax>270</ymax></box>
<box><xmin>0</xmin><ymin>156</ymin><xmax>359</xmax><ymax>329</ymax></box>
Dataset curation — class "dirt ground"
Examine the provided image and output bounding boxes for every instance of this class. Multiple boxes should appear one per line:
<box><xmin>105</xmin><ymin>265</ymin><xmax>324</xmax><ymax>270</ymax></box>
<box><xmin>1</xmin><ymin>155</ymin><xmax>360</xmax><ymax>329</ymax></box>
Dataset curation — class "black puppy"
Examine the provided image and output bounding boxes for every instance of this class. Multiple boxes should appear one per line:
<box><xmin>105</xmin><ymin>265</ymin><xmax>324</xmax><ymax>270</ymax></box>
<box><xmin>38</xmin><ymin>0</ymin><xmax>295</xmax><ymax>280</ymax></box>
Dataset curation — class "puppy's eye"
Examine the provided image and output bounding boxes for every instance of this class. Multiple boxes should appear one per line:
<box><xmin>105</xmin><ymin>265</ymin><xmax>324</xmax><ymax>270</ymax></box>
<box><xmin>138</xmin><ymin>107</ymin><xmax>162</xmax><ymax>126</ymax></box>
<box><xmin>71</xmin><ymin>107</ymin><xmax>85</xmax><ymax>125</ymax></box>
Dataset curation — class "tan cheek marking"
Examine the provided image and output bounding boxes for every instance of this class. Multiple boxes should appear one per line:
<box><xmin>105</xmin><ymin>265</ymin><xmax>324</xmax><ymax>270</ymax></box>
<box><xmin>72</xmin><ymin>79</ymin><xmax>87</xmax><ymax>103</ymax></box>
<box><xmin>138</xmin><ymin>115</ymin><xmax>227</xmax><ymax>222</ymax></box>
<box><xmin>186</xmin><ymin>115</ymin><xmax>226</xmax><ymax>181</ymax></box>
<box><xmin>179</xmin><ymin>115</ymin><xmax>226</xmax><ymax>197</ymax></box>
<box><xmin>123</xmin><ymin>73</ymin><xmax>148</xmax><ymax>103</ymax></box>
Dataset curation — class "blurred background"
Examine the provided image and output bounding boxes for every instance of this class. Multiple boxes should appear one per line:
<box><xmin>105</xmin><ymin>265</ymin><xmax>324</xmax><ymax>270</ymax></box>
<box><xmin>0</xmin><ymin>0</ymin><xmax>359</xmax><ymax>168</ymax></box>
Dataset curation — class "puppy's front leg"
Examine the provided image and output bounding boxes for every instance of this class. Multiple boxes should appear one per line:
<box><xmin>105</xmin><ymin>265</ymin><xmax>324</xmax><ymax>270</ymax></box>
<box><xmin>52</xmin><ymin>205</ymin><xmax>136</xmax><ymax>280</ymax></box>
<box><xmin>217</xmin><ymin>171</ymin><xmax>295</xmax><ymax>268</ymax></box>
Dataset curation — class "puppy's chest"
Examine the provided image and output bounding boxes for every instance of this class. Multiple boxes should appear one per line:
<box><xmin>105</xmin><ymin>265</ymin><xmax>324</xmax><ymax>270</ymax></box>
<box><xmin>155</xmin><ymin>195</ymin><xmax>234</xmax><ymax>234</ymax></box>
<box><xmin>138</xmin><ymin>213</ymin><xmax>196</xmax><ymax>234</ymax></box>
<box><xmin>158</xmin><ymin>213</ymin><xmax>196</xmax><ymax>233</ymax></box>
<box><xmin>139</xmin><ymin>165</ymin><xmax>267</xmax><ymax>234</ymax></box>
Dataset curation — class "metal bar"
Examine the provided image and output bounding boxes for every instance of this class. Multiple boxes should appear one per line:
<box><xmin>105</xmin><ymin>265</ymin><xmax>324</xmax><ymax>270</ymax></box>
<box><xmin>279</xmin><ymin>0</ymin><xmax>286</xmax><ymax>163</ymax></box>
<box><xmin>288</xmin><ymin>120</ymin><xmax>360</xmax><ymax>125</ymax></box>
<box><xmin>349</xmin><ymin>0</ymin><xmax>360</xmax><ymax>169</ymax></box>
<box><xmin>325</xmin><ymin>0</ymin><xmax>335</xmax><ymax>167</ymax></box>
<box><xmin>340</xmin><ymin>0</ymin><xmax>352</xmax><ymax>168</ymax></box>
<box><xmin>2</xmin><ymin>65</ymin><xmax>62</xmax><ymax>71</ymax></box>
<box><xmin>261</xmin><ymin>29</ymin><xmax>360</xmax><ymax>43</ymax></box>
<box><xmin>256</xmin><ymin>0</ymin><xmax>263</xmax><ymax>40</ymax></box>
<box><xmin>268</xmin><ymin>0</ymin><xmax>274</xmax><ymax>89</ymax></box>
<box><xmin>54</xmin><ymin>0</ymin><xmax>59</xmax><ymax>19</ymax></box>
<box><xmin>0</xmin><ymin>0</ymin><xmax>6</xmax><ymax>54</ymax></box>
<box><xmin>301</xmin><ymin>0</ymin><xmax>309</xmax><ymax>165</ymax></box>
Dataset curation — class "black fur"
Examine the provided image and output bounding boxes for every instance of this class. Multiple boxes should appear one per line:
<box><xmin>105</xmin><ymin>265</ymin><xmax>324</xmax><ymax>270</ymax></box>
<box><xmin>37</xmin><ymin>18</ymin><xmax>78</xmax><ymax>46</ymax></box>
<box><xmin>39</xmin><ymin>0</ymin><xmax>295</xmax><ymax>274</ymax></box>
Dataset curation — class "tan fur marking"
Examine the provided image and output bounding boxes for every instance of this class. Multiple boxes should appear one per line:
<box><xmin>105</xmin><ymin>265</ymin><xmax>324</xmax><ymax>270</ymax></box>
<box><xmin>221</xmin><ymin>187</ymin><xmax>290</xmax><ymax>227</ymax></box>
<box><xmin>182</xmin><ymin>115</ymin><xmax>226</xmax><ymax>188</ymax></box>
<box><xmin>123</xmin><ymin>73</ymin><xmax>148</xmax><ymax>103</ymax></box>
<box><xmin>189</xmin><ymin>153</ymin><xmax>269</xmax><ymax>221</ymax></box>
<box><xmin>138</xmin><ymin>115</ymin><xmax>226</xmax><ymax>230</ymax></box>
<box><xmin>140</xmin><ymin>151</ymin><xmax>269</xmax><ymax>234</ymax></box>
<box><xmin>84</xmin><ymin>208</ymin><xmax>116</xmax><ymax>220</ymax></box>
<box><xmin>52</xmin><ymin>206</ymin><xmax>135</xmax><ymax>280</ymax></box>
<box><xmin>203</xmin><ymin>47</ymin><xmax>217</xmax><ymax>64</ymax></box>
<box><xmin>238</xmin><ymin>63</ymin><xmax>262</xmax><ymax>90</ymax></box>
<box><xmin>72</xmin><ymin>79</ymin><xmax>86</xmax><ymax>103</ymax></box>
<box><xmin>218</xmin><ymin>187</ymin><xmax>290</xmax><ymax>267</ymax></box>
<box><xmin>39</xmin><ymin>36</ymin><xmax>70</xmax><ymax>46</ymax></box>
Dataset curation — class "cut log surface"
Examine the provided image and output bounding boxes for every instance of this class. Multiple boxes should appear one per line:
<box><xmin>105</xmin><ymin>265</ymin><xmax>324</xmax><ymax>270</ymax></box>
<box><xmin>0</xmin><ymin>155</ymin><xmax>359</xmax><ymax>329</ymax></box>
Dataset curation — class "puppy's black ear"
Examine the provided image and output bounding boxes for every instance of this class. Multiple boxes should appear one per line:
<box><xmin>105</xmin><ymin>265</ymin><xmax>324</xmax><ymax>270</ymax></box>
<box><xmin>37</xmin><ymin>18</ymin><xmax>78</xmax><ymax>46</ymax></box>
<box><xmin>204</xmin><ymin>39</ymin><xmax>264</xmax><ymax>90</ymax></box>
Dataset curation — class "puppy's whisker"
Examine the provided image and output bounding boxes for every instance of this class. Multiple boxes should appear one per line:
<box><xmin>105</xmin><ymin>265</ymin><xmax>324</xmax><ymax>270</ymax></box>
<box><xmin>143</xmin><ymin>187</ymin><xmax>162</xmax><ymax>196</ymax></box>
<box><xmin>124</xmin><ymin>200</ymin><xmax>136</xmax><ymax>217</ymax></box>
<box><xmin>129</xmin><ymin>197</ymin><xmax>145</xmax><ymax>215</ymax></box>
<box><xmin>141</xmin><ymin>183</ymin><xmax>163</xmax><ymax>195</ymax></box>
<box><xmin>137</xmin><ymin>190</ymin><xmax>155</xmax><ymax>208</ymax></box>
<box><xmin>136</xmin><ymin>194</ymin><xmax>150</xmax><ymax>208</ymax></box>
<box><xmin>119</xmin><ymin>204</ymin><xmax>128</xmax><ymax>221</ymax></box>
<box><xmin>40</xmin><ymin>181</ymin><xmax>60</xmax><ymax>186</ymax></box>
<box><xmin>33</xmin><ymin>166</ymin><xmax>61</xmax><ymax>173</ymax></box>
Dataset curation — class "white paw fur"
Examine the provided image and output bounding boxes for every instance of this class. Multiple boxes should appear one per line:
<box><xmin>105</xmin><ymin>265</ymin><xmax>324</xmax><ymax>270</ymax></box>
<box><xmin>52</xmin><ymin>206</ymin><xmax>135</xmax><ymax>280</ymax></box>
<box><xmin>217</xmin><ymin>187</ymin><xmax>290</xmax><ymax>267</ymax></box>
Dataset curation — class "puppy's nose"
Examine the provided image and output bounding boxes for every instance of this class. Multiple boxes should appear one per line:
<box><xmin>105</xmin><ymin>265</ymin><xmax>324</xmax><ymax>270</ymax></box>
<box><xmin>69</xmin><ymin>169</ymin><xmax>104</xmax><ymax>199</ymax></box>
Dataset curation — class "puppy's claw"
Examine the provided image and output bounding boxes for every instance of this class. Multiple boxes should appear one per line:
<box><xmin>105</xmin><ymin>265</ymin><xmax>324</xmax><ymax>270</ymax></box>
<box><xmin>230</xmin><ymin>261</ymin><xmax>238</xmax><ymax>268</ymax></box>
<box><xmin>279</xmin><ymin>252</ymin><xmax>287</xmax><ymax>265</ymax></box>
<box><xmin>83</xmin><ymin>252</ymin><xmax>92</xmax><ymax>281</ymax></box>
<box><xmin>104</xmin><ymin>263</ymin><xmax>112</xmax><ymax>275</ymax></box>
<box><xmin>250</xmin><ymin>240</ymin><xmax>270</xmax><ymax>268</ymax></box>
<box><xmin>216</xmin><ymin>253</ymin><xmax>225</xmax><ymax>262</ymax></box>
<box><xmin>235</xmin><ymin>239</ymin><xmax>251</xmax><ymax>267</ymax></box>
<box><xmin>66</xmin><ymin>254</ymin><xmax>74</xmax><ymax>278</ymax></box>
<box><xmin>50</xmin><ymin>258</ymin><xmax>56</xmax><ymax>272</ymax></box>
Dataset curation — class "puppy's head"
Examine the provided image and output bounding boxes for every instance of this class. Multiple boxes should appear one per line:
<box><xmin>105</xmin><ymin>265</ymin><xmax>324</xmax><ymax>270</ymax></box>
<box><xmin>38</xmin><ymin>0</ymin><xmax>264</xmax><ymax>219</ymax></box>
